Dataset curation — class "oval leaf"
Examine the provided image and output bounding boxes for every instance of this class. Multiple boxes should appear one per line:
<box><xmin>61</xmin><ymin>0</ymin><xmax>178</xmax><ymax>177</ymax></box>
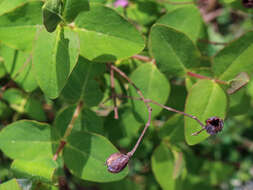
<box><xmin>63</xmin><ymin>131</ymin><xmax>128</xmax><ymax>182</ymax></box>
<box><xmin>184</xmin><ymin>80</ymin><xmax>227</xmax><ymax>145</ymax></box>
<box><xmin>0</xmin><ymin>120</ymin><xmax>53</xmax><ymax>160</ymax></box>
<box><xmin>74</xmin><ymin>3</ymin><xmax>145</xmax><ymax>62</ymax></box>
<box><xmin>61</xmin><ymin>56</ymin><xmax>105</xmax><ymax>105</ymax></box>
<box><xmin>149</xmin><ymin>24</ymin><xmax>201</xmax><ymax>76</ymax></box>
<box><xmin>213</xmin><ymin>31</ymin><xmax>253</xmax><ymax>81</ymax></box>
<box><xmin>157</xmin><ymin>5</ymin><xmax>202</xmax><ymax>42</ymax></box>
<box><xmin>42</xmin><ymin>0</ymin><xmax>63</xmax><ymax>32</ymax></box>
<box><xmin>33</xmin><ymin>27</ymin><xmax>79</xmax><ymax>99</ymax></box>
<box><xmin>0</xmin><ymin>179</ymin><xmax>22</xmax><ymax>190</ymax></box>
<box><xmin>129</xmin><ymin>63</ymin><xmax>170</xmax><ymax>121</ymax></box>
<box><xmin>151</xmin><ymin>143</ymin><xmax>174</xmax><ymax>190</ymax></box>
<box><xmin>0</xmin><ymin>1</ymin><xmax>43</xmax><ymax>51</ymax></box>
<box><xmin>62</xmin><ymin>0</ymin><xmax>89</xmax><ymax>22</ymax></box>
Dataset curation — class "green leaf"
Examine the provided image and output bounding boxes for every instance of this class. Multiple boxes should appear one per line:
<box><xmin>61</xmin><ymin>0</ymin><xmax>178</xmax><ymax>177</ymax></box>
<box><xmin>151</xmin><ymin>143</ymin><xmax>174</xmax><ymax>190</ymax></box>
<box><xmin>11</xmin><ymin>157</ymin><xmax>58</xmax><ymax>183</ymax></box>
<box><xmin>0</xmin><ymin>179</ymin><xmax>21</xmax><ymax>190</ymax></box>
<box><xmin>61</xmin><ymin>56</ymin><xmax>105</xmax><ymax>105</ymax></box>
<box><xmin>74</xmin><ymin>3</ymin><xmax>145</xmax><ymax>62</ymax></box>
<box><xmin>0</xmin><ymin>1</ymin><xmax>43</xmax><ymax>51</ymax></box>
<box><xmin>157</xmin><ymin>5</ymin><xmax>203</xmax><ymax>42</ymax></box>
<box><xmin>149</xmin><ymin>24</ymin><xmax>201</xmax><ymax>76</ymax></box>
<box><xmin>129</xmin><ymin>63</ymin><xmax>170</xmax><ymax>121</ymax></box>
<box><xmin>184</xmin><ymin>80</ymin><xmax>227</xmax><ymax>145</ymax></box>
<box><xmin>158</xmin><ymin>114</ymin><xmax>185</xmax><ymax>144</ymax></box>
<box><xmin>42</xmin><ymin>0</ymin><xmax>63</xmax><ymax>32</ymax></box>
<box><xmin>213</xmin><ymin>31</ymin><xmax>253</xmax><ymax>81</ymax></box>
<box><xmin>2</xmin><ymin>89</ymin><xmax>46</xmax><ymax>121</ymax></box>
<box><xmin>0</xmin><ymin>120</ymin><xmax>54</xmax><ymax>160</ymax></box>
<box><xmin>62</xmin><ymin>0</ymin><xmax>89</xmax><ymax>22</ymax></box>
<box><xmin>33</xmin><ymin>27</ymin><xmax>79</xmax><ymax>99</ymax></box>
<box><xmin>63</xmin><ymin>131</ymin><xmax>128</xmax><ymax>182</ymax></box>
<box><xmin>52</xmin><ymin>105</ymin><xmax>104</xmax><ymax>141</ymax></box>
<box><xmin>0</xmin><ymin>0</ymin><xmax>28</xmax><ymax>15</ymax></box>
<box><xmin>0</xmin><ymin>45</ymin><xmax>38</xmax><ymax>92</ymax></box>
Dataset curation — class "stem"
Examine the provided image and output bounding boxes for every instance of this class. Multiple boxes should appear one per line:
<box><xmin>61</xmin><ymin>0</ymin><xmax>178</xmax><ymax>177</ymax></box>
<box><xmin>110</xmin><ymin>65</ymin><xmax>152</xmax><ymax>158</ymax></box>
<box><xmin>116</xmin><ymin>94</ymin><xmax>206</xmax><ymax>130</ymax></box>
<box><xmin>109</xmin><ymin>64</ymin><xmax>119</xmax><ymax>119</ymax></box>
<box><xmin>198</xmin><ymin>39</ymin><xmax>228</xmax><ymax>46</ymax></box>
<box><xmin>157</xmin><ymin>0</ymin><xmax>194</xmax><ymax>5</ymax></box>
<box><xmin>53</xmin><ymin>101</ymin><xmax>83</xmax><ymax>161</ymax></box>
<box><xmin>131</xmin><ymin>54</ymin><xmax>156</xmax><ymax>65</ymax></box>
<box><xmin>187</xmin><ymin>71</ymin><xmax>229</xmax><ymax>85</ymax></box>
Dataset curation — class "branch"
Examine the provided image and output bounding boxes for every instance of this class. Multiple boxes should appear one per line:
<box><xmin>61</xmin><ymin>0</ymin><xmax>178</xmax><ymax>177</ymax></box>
<box><xmin>198</xmin><ymin>39</ymin><xmax>228</xmax><ymax>46</ymax></box>
<box><xmin>53</xmin><ymin>101</ymin><xmax>83</xmax><ymax>161</ymax></box>
<box><xmin>187</xmin><ymin>71</ymin><xmax>229</xmax><ymax>85</ymax></box>
<box><xmin>109</xmin><ymin>63</ymin><xmax>119</xmax><ymax>119</ymax></box>
<box><xmin>110</xmin><ymin>65</ymin><xmax>152</xmax><ymax>158</ymax></box>
<box><xmin>115</xmin><ymin>94</ymin><xmax>205</xmax><ymax>130</ymax></box>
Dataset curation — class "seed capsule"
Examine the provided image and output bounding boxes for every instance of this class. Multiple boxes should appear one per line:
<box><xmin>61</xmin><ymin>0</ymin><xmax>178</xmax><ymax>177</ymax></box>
<box><xmin>106</xmin><ymin>153</ymin><xmax>129</xmax><ymax>173</ymax></box>
<box><xmin>204</xmin><ymin>116</ymin><xmax>224</xmax><ymax>135</ymax></box>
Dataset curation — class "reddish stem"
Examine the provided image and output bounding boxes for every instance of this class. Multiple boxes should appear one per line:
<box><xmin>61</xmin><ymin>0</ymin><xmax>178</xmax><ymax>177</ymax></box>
<box><xmin>109</xmin><ymin>64</ymin><xmax>119</xmax><ymax>119</ymax></box>
<box><xmin>187</xmin><ymin>72</ymin><xmax>228</xmax><ymax>85</ymax></box>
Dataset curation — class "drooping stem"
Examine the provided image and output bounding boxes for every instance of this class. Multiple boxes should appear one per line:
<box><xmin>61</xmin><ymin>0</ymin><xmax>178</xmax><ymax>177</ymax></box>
<box><xmin>53</xmin><ymin>101</ymin><xmax>83</xmax><ymax>161</ymax></box>
<box><xmin>109</xmin><ymin>64</ymin><xmax>119</xmax><ymax>119</ymax></box>
<box><xmin>115</xmin><ymin>94</ymin><xmax>206</xmax><ymax>130</ymax></box>
<box><xmin>110</xmin><ymin>65</ymin><xmax>152</xmax><ymax>158</ymax></box>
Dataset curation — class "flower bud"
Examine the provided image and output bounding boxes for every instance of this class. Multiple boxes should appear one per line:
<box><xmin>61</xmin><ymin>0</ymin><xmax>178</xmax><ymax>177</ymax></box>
<box><xmin>205</xmin><ymin>116</ymin><xmax>224</xmax><ymax>135</ymax></box>
<box><xmin>106</xmin><ymin>153</ymin><xmax>129</xmax><ymax>173</ymax></box>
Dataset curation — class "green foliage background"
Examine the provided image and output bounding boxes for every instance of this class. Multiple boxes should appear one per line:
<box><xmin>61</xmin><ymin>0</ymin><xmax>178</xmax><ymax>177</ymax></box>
<box><xmin>0</xmin><ymin>0</ymin><xmax>253</xmax><ymax>189</ymax></box>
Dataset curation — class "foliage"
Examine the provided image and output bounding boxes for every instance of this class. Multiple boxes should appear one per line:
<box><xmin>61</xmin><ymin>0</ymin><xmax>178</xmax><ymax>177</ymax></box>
<box><xmin>0</xmin><ymin>0</ymin><xmax>253</xmax><ymax>189</ymax></box>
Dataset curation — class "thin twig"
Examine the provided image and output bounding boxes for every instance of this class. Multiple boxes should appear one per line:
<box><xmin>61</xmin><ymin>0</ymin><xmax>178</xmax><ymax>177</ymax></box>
<box><xmin>187</xmin><ymin>71</ymin><xmax>229</xmax><ymax>85</ymax></box>
<box><xmin>110</xmin><ymin>65</ymin><xmax>152</xmax><ymax>158</ymax></box>
<box><xmin>53</xmin><ymin>101</ymin><xmax>83</xmax><ymax>161</ymax></box>
<box><xmin>198</xmin><ymin>39</ymin><xmax>228</xmax><ymax>46</ymax></box>
<box><xmin>109</xmin><ymin>64</ymin><xmax>119</xmax><ymax>119</ymax></box>
<box><xmin>115</xmin><ymin>94</ymin><xmax>206</xmax><ymax>130</ymax></box>
<box><xmin>157</xmin><ymin>0</ymin><xmax>194</xmax><ymax>5</ymax></box>
<box><xmin>131</xmin><ymin>54</ymin><xmax>156</xmax><ymax>65</ymax></box>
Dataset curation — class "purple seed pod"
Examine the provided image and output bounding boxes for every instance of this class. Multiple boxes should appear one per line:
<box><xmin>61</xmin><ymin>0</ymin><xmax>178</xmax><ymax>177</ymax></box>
<box><xmin>242</xmin><ymin>0</ymin><xmax>253</xmax><ymax>8</ymax></box>
<box><xmin>106</xmin><ymin>153</ymin><xmax>129</xmax><ymax>173</ymax></box>
<box><xmin>204</xmin><ymin>116</ymin><xmax>224</xmax><ymax>135</ymax></box>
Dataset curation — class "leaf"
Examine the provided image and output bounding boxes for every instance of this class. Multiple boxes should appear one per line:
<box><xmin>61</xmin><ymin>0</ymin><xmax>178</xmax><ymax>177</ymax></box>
<box><xmin>0</xmin><ymin>120</ymin><xmax>54</xmax><ymax>160</ymax></box>
<box><xmin>157</xmin><ymin>5</ymin><xmax>203</xmax><ymax>42</ymax></box>
<box><xmin>74</xmin><ymin>3</ymin><xmax>145</xmax><ymax>62</ymax></box>
<box><xmin>63</xmin><ymin>131</ymin><xmax>128</xmax><ymax>182</ymax></box>
<box><xmin>42</xmin><ymin>0</ymin><xmax>63</xmax><ymax>33</ymax></box>
<box><xmin>61</xmin><ymin>56</ymin><xmax>105</xmax><ymax>105</ymax></box>
<box><xmin>0</xmin><ymin>1</ymin><xmax>43</xmax><ymax>51</ymax></box>
<box><xmin>11</xmin><ymin>157</ymin><xmax>58</xmax><ymax>183</ymax></box>
<box><xmin>151</xmin><ymin>143</ymin><xmax>175</xmax><ymax>190</ymax></box>
<box><xmin>129</xmin><ymin>63</ymin><xmax>170</xmax><ymax>121</ymax></box>
<box><xmin>62</xmin><ymin>0</ymin><xmax>89</xmax><ymax>22</ymax></box>
<box><xmin>0</xmin><ymin>179</ymin><xmax>22</xmax><ymax>190</ymax></box>
<box><xmin>2</xmin><ymin>89</ymin><xmax>46</xmax><ymax>121</ymax></box>
<box><xmin>52</xmin><ymin>105</ymin><xmax>104</xmax><ymax>142</ymax></box>
<box><xmin>0</xmin><ymin>0</ymin><xmax>28</xmax><ymax>15</ymax></box>
<box><xmin>158</xmin><ymin>114</ymin><xmax>185</xmax><ymax>144</ymax></box>
<box><xmin>33</xmin><ymin>27</ymin><xmax>79</xmax><ymax>99</ymax></box>
<box><xmin>213</xmin><ymin>31</ymin><xmax>253</xmax><ymax>81</ymax></box>
<box><xmin>227</xmin><ymin>72</ymin><xmax>250</xmax><ymax>94</ymax></box>
<box><xmin>184</xmin><ymin>80</ymin><xmax>227</xmax><ymax>145</ymax></box>
<box><xmin>0</xmin><ymin>45</ymin><xmax>38</xmax><ymax>92</ymax></box>
<box><xmin>149</xmin><ymin>24</ymin><xmax>201</xmax><ymax>76</ymax></box>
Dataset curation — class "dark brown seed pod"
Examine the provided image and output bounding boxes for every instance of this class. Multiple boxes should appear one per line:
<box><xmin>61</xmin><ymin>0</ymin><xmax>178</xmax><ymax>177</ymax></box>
<box><xmin>204</xmin><ymin>116</ymin><xmax>224</xmax><ymax>135</ymax></box>
<box><xmin>242</xmin><ymin>0</ymin><xmax>253</xmax><ymax>8</ymax></box>
<box><xmin>106</xmin><ymin>153</ymin><xmax>129</xmax><ymax>173</ymax></box>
